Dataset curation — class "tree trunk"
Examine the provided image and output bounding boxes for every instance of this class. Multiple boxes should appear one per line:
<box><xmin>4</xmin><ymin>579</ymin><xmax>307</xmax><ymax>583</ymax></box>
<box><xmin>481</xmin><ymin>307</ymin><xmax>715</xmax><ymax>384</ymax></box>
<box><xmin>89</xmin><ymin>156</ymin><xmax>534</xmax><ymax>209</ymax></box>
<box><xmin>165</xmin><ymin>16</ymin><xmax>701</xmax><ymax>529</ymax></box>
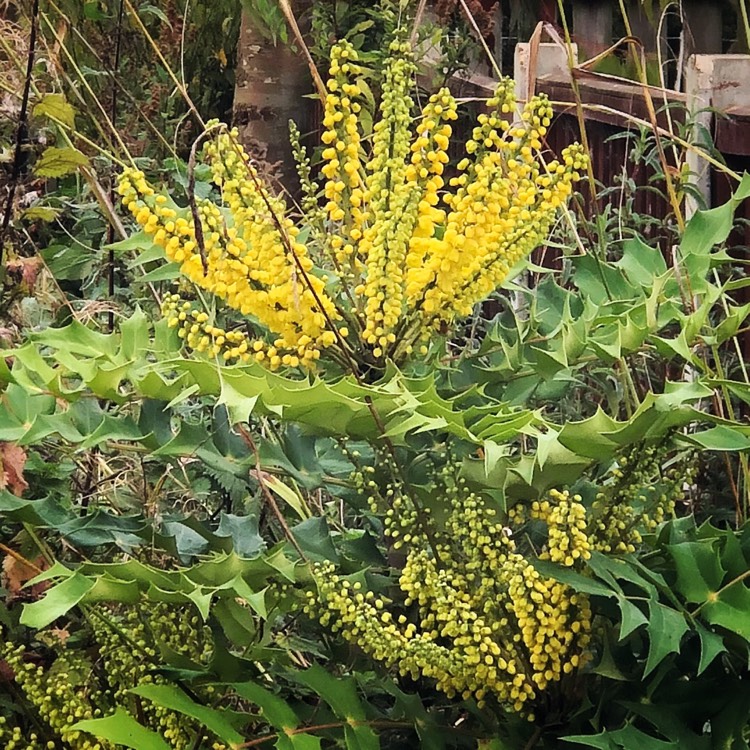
<box><xmin>232</xmin><ymin>3</ymin><xmax>314</xmax><ymax>188</ymax></box>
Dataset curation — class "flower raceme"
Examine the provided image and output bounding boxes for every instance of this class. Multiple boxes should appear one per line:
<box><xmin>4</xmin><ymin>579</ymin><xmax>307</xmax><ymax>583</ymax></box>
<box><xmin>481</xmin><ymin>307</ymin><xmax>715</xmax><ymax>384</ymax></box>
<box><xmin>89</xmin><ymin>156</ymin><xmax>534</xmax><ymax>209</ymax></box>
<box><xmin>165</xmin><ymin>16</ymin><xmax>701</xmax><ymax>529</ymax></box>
<box><xmin>117</xmin><ymin>36</ymin><xmax>586</xmax><ymax>372</ymax></box>
<box><xmin>307</xmin><ymin>483</ymin><xmax>594</xmax><ymax>718</ymax></box>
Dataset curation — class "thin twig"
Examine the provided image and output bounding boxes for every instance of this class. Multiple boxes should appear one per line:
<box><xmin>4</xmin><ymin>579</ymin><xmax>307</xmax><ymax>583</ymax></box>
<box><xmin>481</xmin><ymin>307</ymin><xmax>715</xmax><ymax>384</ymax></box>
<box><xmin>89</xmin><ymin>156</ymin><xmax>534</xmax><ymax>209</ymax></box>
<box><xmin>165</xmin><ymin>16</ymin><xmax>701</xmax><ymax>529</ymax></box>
<box><xmin>277</xmin><ymin>0</ymin><xmax>327</xmax><ymax>101</ymax></box>
<box><xmin>0</xmin><ymin>0</ymin><xmax>39</xmax><ymax>264</ymax></box>
<box><xmin>522</xmin><ymin>726</ymin><xmax>544</xmax><ymax>750</ymax></box>
<box><xmin>0</xmin><ymin>542</ymin><xmax>44</xmax><ymax>575</ymax></box>
<box><xmin>409</xmin><ymin>0</ymin><xmax>429</xmax><ymax>46</ymax></box>
<box><xmin>236</xmin><ymin>424</ymin><xmax>308</xmax><ymax>561</ymax></box>
<box><xmin>187</xmin><ymin>126</ymin><xmax>225</xmax><ymax>274</ymax></box>
<box><xmin>79</xmin><ymin>165</ymin><xmax>161</xmax><ymax>305</ymax></box>
<box><xmin>234</xmin><ymin>719</ymin><xmax>470</xmax><ymax>748</ymax></box>
<box><xmin>107</xmin><ymin>0</ymin><xmax>125</xmax><ymax>332</ymax></box>
<box><xmin>123</xmin><ymin>0</ymin><xmax>205</xmax><ymax>128</ymax></box>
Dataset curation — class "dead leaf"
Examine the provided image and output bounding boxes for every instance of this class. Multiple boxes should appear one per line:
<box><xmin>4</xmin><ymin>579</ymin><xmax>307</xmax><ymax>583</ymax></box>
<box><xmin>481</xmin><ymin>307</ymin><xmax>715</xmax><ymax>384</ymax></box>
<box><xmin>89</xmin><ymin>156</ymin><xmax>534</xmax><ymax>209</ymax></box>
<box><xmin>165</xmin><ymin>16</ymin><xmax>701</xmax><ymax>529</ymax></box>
<box><xmin>48</xmin><ymin>626</ymin><xmax>71</xmax><ymax>646</ymax></box>
<box><xmin>0</xmin><ymin>443</ymin><xmax>28</xmax><ymax>496</ymax></box>
<box><xmin>1</xmin><ymin>553</ymin><xmax>47</xmax><ymax>602</ymax></box>
<box><xmin>5</xmin><ymin>256</ymin><xmax>42</xmax><ymax>291</ymax></box>
<box><xmin>0</xmin><ymin>659</ymin><xmax>14</xmax><ymax>682</ymax></box>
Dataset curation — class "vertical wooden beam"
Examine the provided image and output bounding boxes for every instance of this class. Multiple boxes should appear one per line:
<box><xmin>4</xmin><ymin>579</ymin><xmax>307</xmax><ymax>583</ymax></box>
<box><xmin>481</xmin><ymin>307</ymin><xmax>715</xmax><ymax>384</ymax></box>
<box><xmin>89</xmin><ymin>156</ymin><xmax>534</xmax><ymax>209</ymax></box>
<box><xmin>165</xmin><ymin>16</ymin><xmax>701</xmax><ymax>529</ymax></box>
<box><xmin>572</xmin><ymin>0</ymin><xmax>613</xmax><ymax>60</ymax></box>
<box><xmin>625</xmin><ymin>0</ymin><xmax>657</xmax><ymax>53</ymax></box>
<box><xmin>682</xmin><ymin>0</ymin><xmax>723</xmax><ymax>56</ymax></box>
<box><xmin>514</xmin><ymin>42</ymin><xmax>575</xmax><ymax>102</ymax></box>
<box><xmin>684</xmin><ymin>54</ymin><xmax>715</xmax><ymax>217</ymax></box>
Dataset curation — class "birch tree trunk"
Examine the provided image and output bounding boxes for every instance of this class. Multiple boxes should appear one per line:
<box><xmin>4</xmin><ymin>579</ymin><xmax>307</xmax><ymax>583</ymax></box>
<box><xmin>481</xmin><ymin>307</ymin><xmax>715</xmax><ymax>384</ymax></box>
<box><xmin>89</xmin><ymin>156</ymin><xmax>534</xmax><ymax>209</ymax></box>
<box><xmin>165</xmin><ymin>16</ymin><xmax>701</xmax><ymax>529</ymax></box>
<box><xmin>232</xmin><ymin>2</ymin><xmax>314</xmax><ymax>186</ymax></box>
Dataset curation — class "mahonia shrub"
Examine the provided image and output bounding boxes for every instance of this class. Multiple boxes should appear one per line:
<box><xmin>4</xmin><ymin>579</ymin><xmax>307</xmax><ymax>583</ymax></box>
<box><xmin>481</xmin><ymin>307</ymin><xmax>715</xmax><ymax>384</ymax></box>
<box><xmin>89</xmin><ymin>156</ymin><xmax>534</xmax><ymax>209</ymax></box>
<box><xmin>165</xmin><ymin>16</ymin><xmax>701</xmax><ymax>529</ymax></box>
<box><xmin>306</xmin><ymin>477</ymin><xmax>593</xmax><ymax>720</ymax></box>
<box><xmin>305</xmin><ymin>444</ymin><xmax>689</xmax><ymax>721</ymax></box>
<box><xmin>116</xmin><ymin>35</ymin><xmax>586</xmax><ymax>373</ymax></box>
<box><xmin>0</xmin><ymin>604</ymin><xmax>223</xmax><ymax>750</ymax></box>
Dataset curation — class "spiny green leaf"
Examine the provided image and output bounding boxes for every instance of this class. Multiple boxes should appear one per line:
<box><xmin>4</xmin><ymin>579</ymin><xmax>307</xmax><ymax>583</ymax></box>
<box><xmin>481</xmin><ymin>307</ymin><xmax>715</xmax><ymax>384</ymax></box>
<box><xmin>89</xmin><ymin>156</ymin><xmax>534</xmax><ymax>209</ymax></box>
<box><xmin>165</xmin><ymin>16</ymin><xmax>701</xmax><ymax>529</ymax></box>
<box><xmin>702</xmin><ymin>580</ymin><xmax>750</xmax><ymax>640</ymax></box>
<box><xmin>291</xmin><ymin>517</ymin><xmax>339</xmax><ymax>562</ymax></box>
<box><xmin>131</xmin><ymin>684</ymin><xmax>244</xmax><ymax>744</ymax></box>
<box><xmin>643</xmin><ymin>602</ymin><xmax>688</xmax><ymax>676</ymax></box>
<box><xmin>530</xmin><ymin>559</ymin><xmax>616</xmax><ymax>598</ymax></box>
<box><xmin>680</xmin><ymin>426</ymin><xmax>750</xmax><ymax>452</ymax></box>
<box><xmin>232</xmin><ymin>681</ymin><xmax>300</xmax><ymax>730</ymax></box>
<box><xmin>566</xmin><ymin>725</ymin><xmax>679</xmax><ymax>749</ymax></box>
<box><xmin>668</xmin><ymin>540</ymin><xmax>725</xmax><ymax>603</ymax></box>
<box><xmin>617</xmin><ymin>236</ymin><xmax>668</xmax><ymax>288</ymax></box>
<box><xmin>72</xmin><ymin>708</ymin><xmax>171</xmax><ymax>750</ymax></box>
<box><xmin>617</xmin><ymin>596</ymin><xmax>648</xmax><ymax>641</ymax></box>
<box><xmin>216</xmin><ymin>513</ymin><xmax>266</xmax><ymax>559</ymax></box>
<box><xmin>20</xmin><ymin>572</ymin><xmax>94</xmax><ymax>628</ymax></box>
<box><xmin>694</xmin><ymin>623</ymin><xmax>726</xmax><ymax>675</ymax></box>
<box><xmin>293</xmin><ymin>664</ymin><xmax>366</xmax><ymax>720</ymax></box>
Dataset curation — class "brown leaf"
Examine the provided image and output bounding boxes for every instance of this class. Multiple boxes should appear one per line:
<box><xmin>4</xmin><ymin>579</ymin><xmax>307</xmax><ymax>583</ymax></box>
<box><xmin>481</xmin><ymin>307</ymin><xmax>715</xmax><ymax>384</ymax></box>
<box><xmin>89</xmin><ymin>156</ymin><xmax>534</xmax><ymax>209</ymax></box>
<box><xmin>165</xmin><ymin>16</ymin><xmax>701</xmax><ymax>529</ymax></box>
<box><xmin>0</xmin><ymin>443</ymin><xmax>28</xmax><ymax>496</ymax></box>
<box><xmin>48</xmin><ymin>626</ymin><xmax>71</xmax><ymax>646</ymax></box>
<box><xmin>5</xmin><ymin>256</ymin><xmax>42</xmax><ymax>291</ymax></box>
<box><xmin>2</xmin><ymin>554</ymin><xmax>38</xmax><ymax>593</ymax></box>
<box><xmin>0</xmin><ymin>659</ymin><xmax>15</xmax><ymax>683</ymax></box>
<box><xmin>1</xmin><ymin>553</ymin><xmax>47</xmax><ymax>602</ymax></box>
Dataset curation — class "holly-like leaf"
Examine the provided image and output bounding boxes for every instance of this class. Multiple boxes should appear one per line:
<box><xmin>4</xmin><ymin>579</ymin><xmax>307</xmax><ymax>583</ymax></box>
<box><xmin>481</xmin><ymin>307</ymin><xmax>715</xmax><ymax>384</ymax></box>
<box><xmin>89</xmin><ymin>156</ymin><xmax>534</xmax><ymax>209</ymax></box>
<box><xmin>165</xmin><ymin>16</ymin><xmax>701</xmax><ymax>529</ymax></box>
<box><xmin>232</xmin><ymin>681</ymin><xmax>300</xmax><ymax>730</ymax></box>
<box><xmin>131</xmin><ymin>684</ymin><xmax>244</xmax><ymax>744</ymax></box>
<box><xmin>643</xmin><ymin>602</ymin><xmax>688</xmax><ymax>676</ymax></box>
<box><xmin>694</xmin><ymin>623</ymin><xmax>726</xmax><ymax>675</ymax></box>
<box><xmin>702</xmin><ymin>581</ymin><xmax>750</xmax><ymax>640</ymax></box>
<box><xmin>566</xmin><ymin>725</ymin><xmax>679</xmax><ymax>749</ymax></box>
<box><xmin>72</xmin><ymin>708</ymin><xmax>171</xmax><ymax>750</ymax></box>
<box><xmin>668</xmin><ymin>540</ymin><xmax>726</xmax><ymax>603</ymax></box>
<box><xmin>617</xmin><ymin>596</ymin><xmax>648</xmax><ymax>641</ymax></box>
<box><xmin>20</xmin><ymin>571</ymin><xmax>93</xmax><ymax>628</ymax></box>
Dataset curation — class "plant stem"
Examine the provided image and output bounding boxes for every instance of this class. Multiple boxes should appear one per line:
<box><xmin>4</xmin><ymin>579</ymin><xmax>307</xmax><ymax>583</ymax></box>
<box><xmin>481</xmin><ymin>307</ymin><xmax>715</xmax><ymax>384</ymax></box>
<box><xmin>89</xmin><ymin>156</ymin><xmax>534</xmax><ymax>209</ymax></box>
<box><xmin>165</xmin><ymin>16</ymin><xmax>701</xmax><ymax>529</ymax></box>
<box><xmin>740</xmin><ymin>0</ymin><xmax>750</xmax><ymax>52</ymax></box>
<box><xmin>690</xmin><ymin>568</ymin><xmax>750</xmax><ymax>617</ymax></box>
<box><xmin>236</xmin><ymin>424</ymin><xmax>308</xmax><ymax>561</ymax></box>
<box><xmin>522</xmin><ymin>726</ymin><xmax>544</xmax><ymax>750</ymax></box>
<box><xmin>0</xmin><ymin>542</ymin><xmax>43</xmax><ymax>574</ymax></box>
<box><xmin>0</xmin><ymin>0</ymin><xmax>39</xmax><ymax>265</ymax></box>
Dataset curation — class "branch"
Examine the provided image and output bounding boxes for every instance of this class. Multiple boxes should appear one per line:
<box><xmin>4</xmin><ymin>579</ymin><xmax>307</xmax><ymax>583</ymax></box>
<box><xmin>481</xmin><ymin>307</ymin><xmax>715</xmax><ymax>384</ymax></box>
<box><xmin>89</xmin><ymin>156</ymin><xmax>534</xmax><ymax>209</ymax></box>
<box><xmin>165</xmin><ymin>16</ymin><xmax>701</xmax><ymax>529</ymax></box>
<box><xmin>0</xmin><ymin>0</ymin><xmax>40</xmax><ymax>264</ymax></box>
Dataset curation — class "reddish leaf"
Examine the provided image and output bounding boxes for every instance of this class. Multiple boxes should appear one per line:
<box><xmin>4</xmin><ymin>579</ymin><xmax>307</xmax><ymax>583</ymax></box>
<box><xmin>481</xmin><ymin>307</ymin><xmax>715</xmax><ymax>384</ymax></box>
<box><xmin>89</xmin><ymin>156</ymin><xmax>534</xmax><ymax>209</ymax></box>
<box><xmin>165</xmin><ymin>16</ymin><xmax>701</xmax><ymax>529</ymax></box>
<box><xmin>0</xmin><ymin>443</ymin><xmax>28</xmax><ymax>496</ymax></box>
<box><xmin>2</xmin><ymin>554</ymin><xmax>47</xmax><ymax>602</ymax></box>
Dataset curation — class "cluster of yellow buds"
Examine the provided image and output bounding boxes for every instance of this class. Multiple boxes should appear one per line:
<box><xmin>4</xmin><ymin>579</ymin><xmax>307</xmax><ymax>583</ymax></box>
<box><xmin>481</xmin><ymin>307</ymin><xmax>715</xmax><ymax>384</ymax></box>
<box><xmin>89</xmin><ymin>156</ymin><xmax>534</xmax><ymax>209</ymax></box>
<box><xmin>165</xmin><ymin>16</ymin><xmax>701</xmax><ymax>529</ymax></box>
<box><xmin>0</xmin><ymin>717</ymin><xmax>42</xmax><ymax>750</ymax></box>
<box><xmin>307</xmin><ymin>479</ymin><xmax>593</xmax><ymax>718</ymax></box>
<box><xmin>118</xmin><ymin>34</ymin><xmax>584</xmax><ymax>373</ymax></box>
<box><xmin>509</xmin><ymin>489</ymin><xmax>593</xmax><ymax>567</ymax></box>
<box><xmin>0</xmin><ymin>640</ymin><xmax>107</xmax><ymax>749</ymax></box>
<box><xmin>321</xmin><ymin>40</ymin><xmax>365</xmax><ymax>266</ymax></box>
<box><xmin>117</xmin><ymin>134</ymin><xmax>341</xmax><ymax>370</ymax></box>
<box><xmin>0</xmin><ymin>604</ymin><xmax>221</xmax><ymax>749</ymax></box>
<box><xmin>589</xmin><ymin>444</ymin><xmax>689</xmax><ymax>553</ymax></box>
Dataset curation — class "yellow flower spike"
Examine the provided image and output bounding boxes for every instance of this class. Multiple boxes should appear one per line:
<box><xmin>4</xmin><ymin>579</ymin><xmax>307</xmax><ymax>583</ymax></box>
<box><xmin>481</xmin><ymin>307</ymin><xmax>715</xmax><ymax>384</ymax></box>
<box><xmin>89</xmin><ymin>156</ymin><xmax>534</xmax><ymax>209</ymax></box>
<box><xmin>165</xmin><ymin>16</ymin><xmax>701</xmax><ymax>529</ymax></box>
<box><xmin>319</xmin><ymin>41</ymin><xmax>366</xmax><ymax>268</ymax></box>
<box><xmin>119</xmin><ymin>38</ymin><xmax>582</xmax><ymax>372</ymax></box>
<box><xmin>310</xmin><ymin>477</ymin><xmax>591</xmax><ymax>717</ymax></box>
<box><xmin>357</xmin><ymin>37</ymin><xmax>423</xmax><ymax>352</ymax></box>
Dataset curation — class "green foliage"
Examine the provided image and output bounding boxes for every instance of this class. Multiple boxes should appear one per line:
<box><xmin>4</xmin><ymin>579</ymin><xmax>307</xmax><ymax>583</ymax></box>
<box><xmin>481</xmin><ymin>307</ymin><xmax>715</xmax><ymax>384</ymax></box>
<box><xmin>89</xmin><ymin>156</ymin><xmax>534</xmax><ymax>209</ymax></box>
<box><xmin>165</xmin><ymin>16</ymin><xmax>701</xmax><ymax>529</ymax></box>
<box><xmin>5</xmin><ymin>5</ymin><xmax>750</xmax><ymax>745</ymax></box>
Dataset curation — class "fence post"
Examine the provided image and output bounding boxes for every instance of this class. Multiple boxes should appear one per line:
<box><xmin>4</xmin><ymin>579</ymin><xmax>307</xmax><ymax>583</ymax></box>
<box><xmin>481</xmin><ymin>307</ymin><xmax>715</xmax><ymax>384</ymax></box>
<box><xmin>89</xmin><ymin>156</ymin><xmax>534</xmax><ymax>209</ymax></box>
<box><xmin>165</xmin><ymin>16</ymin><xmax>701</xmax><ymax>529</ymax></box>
<box><xmin>571</xmin><ymin>0</ymin><xmax>612</xmax><ymax>60</ymax></box>
<box><xmin>684</xmin><ymin>55</ymin><xmax>715</xmax><ymax>218</ymax></box>
<box><xmin>514</xmin><ymin>42</ymin><xmax>575</xmax><ymax>103</ymax></box>
<box><xmin>685</xmin><ymin>54</ymin><xmax>750</xmax><ymax>217</ymax></box>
